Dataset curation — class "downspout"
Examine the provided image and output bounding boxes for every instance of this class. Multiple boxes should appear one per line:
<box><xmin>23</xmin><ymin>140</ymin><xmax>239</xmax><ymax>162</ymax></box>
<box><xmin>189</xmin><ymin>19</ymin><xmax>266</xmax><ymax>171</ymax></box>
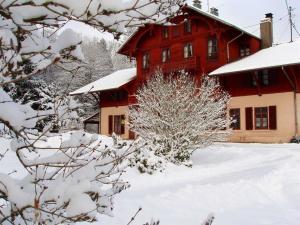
<box><xmin>226</xmin><ymin>32</ymin><xmax>244</xmax><ymax>62</ymax></box>
<box><xmin>282</xmin><ymin>66</ymin><xmax>299</xmax><ymax>138</ymax></box>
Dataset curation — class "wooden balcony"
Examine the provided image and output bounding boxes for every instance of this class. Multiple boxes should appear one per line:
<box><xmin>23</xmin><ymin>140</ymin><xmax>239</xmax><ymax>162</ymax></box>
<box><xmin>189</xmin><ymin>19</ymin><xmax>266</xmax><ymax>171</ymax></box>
<box><xmin>144</xmin><ymin>56</ymin><xmax>200</xmax><ymax>76</ymax></box>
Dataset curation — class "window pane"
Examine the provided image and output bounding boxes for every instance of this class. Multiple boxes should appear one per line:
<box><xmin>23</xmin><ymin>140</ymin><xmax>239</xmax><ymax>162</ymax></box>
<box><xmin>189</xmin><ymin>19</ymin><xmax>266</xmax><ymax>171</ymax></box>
<box><xmin>184</xmin><ymin>19</ymin><xmax>192</xmax><ymax>33</ymax></box>
<box><xmin>208</xmin><ymin>38</ymin><xmax>217</xmax><ymax>59</ymax></box>
<box><xmin>230</xmin><ymin>108</ymin><xmax>240</xmax><ymax>130</ymax></box>
<box><xmin>262</xmin><ymin>70</ymin><xmax>269</xmax><ymax>86</ymax></box>
<box><xmin>162</xmin><ymin>27</ymin><xmax>168</xmax><ymax>39</ymax></box>
<box><xmin>255</xmin><ymin>107</ymin><xmax>268</xmax><ymax>129</ymax></box>
<box><xmin>188</xmin><ymin>44</ymin><xmax>193</xmax><ymax>57</ymax></box>
<box><xmin>143</xmin><ymin>53</ymin><xmax>149</xmax><ymax>69</ymax></box>
<box><xmin>184</xmin><ymin>45</ymin><xmax>188</xmax><ymax>58</ymax></box>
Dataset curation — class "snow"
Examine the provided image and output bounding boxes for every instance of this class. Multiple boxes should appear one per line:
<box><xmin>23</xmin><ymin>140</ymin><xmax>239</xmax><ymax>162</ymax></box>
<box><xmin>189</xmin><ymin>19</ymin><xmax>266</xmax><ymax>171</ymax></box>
<box><xmin>70</xmin><ymin>68</ymin><xmax>136</xmax><ymax>95</ymax></box>
<box><xmin>94</xmin><ymin>142</ymin><xmax>300</xmax><ymax>225</ymax></box>
<box><xmin>0</xmin><ymin>133</ymin><xmax>126</xmax><ymax>224</ymax></box>
<box><xmin>210</xmin><ymin>38</ymin><xmax>300</xmax><ymax>76</ymax></box>
<box><xmin>2</xmin><ymin>134</ymin><xmax>300</xmax><ymax>225</ymax></box>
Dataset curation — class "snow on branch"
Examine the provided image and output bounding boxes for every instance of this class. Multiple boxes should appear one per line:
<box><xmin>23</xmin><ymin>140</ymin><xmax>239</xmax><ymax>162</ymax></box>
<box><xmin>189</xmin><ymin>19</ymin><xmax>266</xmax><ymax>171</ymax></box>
<box><xmin>0</xmin><ymin>130</ymin><xmax>135</xmax><ymax>224</ymax></box>
<box><xmin>0</xmin><ymin>0</ymin><xmax>184</xmax><ymax>82</ymax></box>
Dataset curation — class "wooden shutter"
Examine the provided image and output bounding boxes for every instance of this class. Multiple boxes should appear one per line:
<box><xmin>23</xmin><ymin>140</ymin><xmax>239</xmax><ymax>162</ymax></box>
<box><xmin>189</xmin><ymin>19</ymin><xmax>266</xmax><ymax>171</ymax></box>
<box><xmin>108</xmin><ymin>115</ymin><xmax>113</xmax><ymax>135</ymax></box>
<box><xmin>245</xmin><ymin>107</ymin><xmax>253</xmax><ymax>130</ymax></box>
<box><xmin>269</xmin><ymin>106</ymin><xmax>277</xmax><ymax>130</ymax></box>
<box><xmin>121</xmin><ymin>115</ymin><xmax>125</xmax><ymax>134</ymax></box>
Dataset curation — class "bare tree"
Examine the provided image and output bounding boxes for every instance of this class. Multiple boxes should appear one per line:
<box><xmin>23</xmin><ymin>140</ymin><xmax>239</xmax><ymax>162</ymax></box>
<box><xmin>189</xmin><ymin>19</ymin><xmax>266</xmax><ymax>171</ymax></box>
<box><xmin>129</xmin><ymin>70</ymin><xmax>231</xmax><ymax>165</ymax></box>
<box><xmin>0</xmin><ymin>1</ymin><xmax>185</xmax><ymax>224</ymax></box>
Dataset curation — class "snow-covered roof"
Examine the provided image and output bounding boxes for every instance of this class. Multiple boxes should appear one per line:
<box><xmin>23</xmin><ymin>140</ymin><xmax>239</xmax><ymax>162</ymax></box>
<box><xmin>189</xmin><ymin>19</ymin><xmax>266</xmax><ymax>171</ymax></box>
<box><xmin>70</xmin><ymin>68</ymin><xmax>136</xmax><ymax>95</ymax></box>
<box><xmin>210</xmin><ymin>39</ymin><xmax>300</xmax><ymax>76</ymax></box>
<box><xmin>186</xmin><ymin>5</ymin><xmax>259</xmax><ymax>39</ymax></box>
<box><xmin>118</xmin><ymin>4</ymin><xmax>259</xmax><ymax>54</ymax></box>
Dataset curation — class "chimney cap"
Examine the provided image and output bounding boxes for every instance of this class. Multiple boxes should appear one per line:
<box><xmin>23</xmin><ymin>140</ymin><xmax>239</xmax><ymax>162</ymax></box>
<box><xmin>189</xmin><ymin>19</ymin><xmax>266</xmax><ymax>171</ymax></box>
<box><xmin>210</xmin><ymin>7</ymin><xmax>219</xmax><ymax>16</ymax></box>
<box><xmin>265</xmin><ymin>13</ymin><xmax>273</xmax><ymax>19</ymax></box>
<box><xmin>193</xmin><ymin>0</ymin><xmax>202</xmax><ymax>9</ymax></box>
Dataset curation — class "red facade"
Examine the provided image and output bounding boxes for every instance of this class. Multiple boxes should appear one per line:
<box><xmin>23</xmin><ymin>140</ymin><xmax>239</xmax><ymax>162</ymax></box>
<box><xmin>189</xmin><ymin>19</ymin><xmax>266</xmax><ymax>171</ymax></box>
<box><xmin>100</xmin><ymin>6</ymin><xmax>300</xmax><ymax>109</ymax></box>
<box><xmin>220</xmin><ymin>65</ymin><xmax>300</xmax><ymax>97</ymax></box>
<box><xmin>107</xmin><ymin>6</ymin><xmax>262</xmax><ymax>106</ymax></box>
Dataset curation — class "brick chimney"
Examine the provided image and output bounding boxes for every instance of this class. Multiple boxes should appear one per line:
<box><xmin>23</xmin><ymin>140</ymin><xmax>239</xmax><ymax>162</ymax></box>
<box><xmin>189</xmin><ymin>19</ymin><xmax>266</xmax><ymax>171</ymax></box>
<box><xmin>260</xmin><ymin>13</ymin><xmax>273</xmax><ymax>48</ymax></box>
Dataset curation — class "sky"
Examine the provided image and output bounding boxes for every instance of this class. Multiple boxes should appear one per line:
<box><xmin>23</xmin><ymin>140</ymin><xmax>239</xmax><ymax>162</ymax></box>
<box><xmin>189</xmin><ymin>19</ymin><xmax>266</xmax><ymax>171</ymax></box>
<box><xmin>66</xmin><ymin>0</ymin><xmax>300</xmax><ymax>44</ymax></box>
<box><xmin>187</xmin><ymin>0</ymin><xmax>300</xmax><ymax>44</ymax></box>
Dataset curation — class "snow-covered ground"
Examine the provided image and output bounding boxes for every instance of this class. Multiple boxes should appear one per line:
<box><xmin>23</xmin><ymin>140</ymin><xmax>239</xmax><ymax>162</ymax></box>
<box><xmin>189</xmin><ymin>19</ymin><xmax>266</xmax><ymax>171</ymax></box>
<box><xmin>1</xmin><ymin>137</ymin><xmax>300</xmax><ymax>225</ymax></box>
<box><xmin>96</xmin><ymin>143</ymin><xmax>300</xmax><ymax>225</ymax></box>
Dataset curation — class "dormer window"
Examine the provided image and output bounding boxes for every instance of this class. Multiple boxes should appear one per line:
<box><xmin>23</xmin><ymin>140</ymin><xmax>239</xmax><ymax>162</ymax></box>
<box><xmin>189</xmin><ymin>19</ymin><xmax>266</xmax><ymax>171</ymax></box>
<box><xmin>162</xmin><ymin>27</ymin><xmax>169</xmax><ymax>39</ymax></box>
<box><xmin>162</xmin><ymin>48</ymin><xmax>171</xmax><ymax>63</ymax></box>
<box><xmin>184</xmin><ymin>43</ymin><xmax>193</xmax><ymax>58</ymax></box>
<box><xmin>142</xmin><ymin>52</ymin><xmax>150</xmax><ymax>69</ymax></box>
<box><xmin>184</xmin><ymin>19</ymin><xmax>192</xmax><ymax>33</ymax></box>
<box><xmin>240</xmin><ymin>45</ymin><xmax>250</xmax><ymax>57</ymax></box>
<box><xmin>208</xmin><ymin>37</ymin><xmax>218</xmax><ymax>59</ymax></box>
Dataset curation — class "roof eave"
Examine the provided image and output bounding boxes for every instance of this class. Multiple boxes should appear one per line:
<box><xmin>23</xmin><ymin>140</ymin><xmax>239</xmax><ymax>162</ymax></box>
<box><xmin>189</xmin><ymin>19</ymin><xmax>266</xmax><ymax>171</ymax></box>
<box><xmin>210</xmin><ymin>62</ymin><xmax>300</xmax><ymax>76</ymax></box>
<box><xmin>186</xmin><ymin>5</ymin><xmax>261</xmax><ymax>40</ymax></box>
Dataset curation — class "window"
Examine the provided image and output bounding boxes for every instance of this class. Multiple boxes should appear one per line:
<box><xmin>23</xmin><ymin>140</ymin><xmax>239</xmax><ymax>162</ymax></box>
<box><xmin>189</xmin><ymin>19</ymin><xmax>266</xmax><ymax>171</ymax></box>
<box><xmin>252</xmin><ymin>72</ymin><xmax>259</xmax><ymax>87</ymax></box>
<box><xmin>142</xmin><ymin>52</ymin><xmax>150</xmax><ymax>69</ymax></box>
<box><xmin>252</xmin><ymin>70</ymin><xmax>270</xmax><ymax>87</ymax></box>
<box><xmin>208</xmin><ymin>37</ymin><xmax>218</xmax><ymax>59</ymax></box>
<box><xmin>246</xmin><ymin>106</ymin><xmax>277</xmax><ymax>130</ymax></box>
<box><xmin>262</xmin><ymin>69</ymin><xmax>269</xmax><ymax>86</ymax></box>
<box><xmin>109</xmin><ymin>115</ymin><xmax>125</xmax><ymax>135</ymax></box>
<box><xmin>172</xmin><ymin>26</ymin><xmax>180</xmax><ymax>37</ymax></box>
<box><xmin>108</xmin><ymin>90</ymin><xmax>127</xmax><ymax>102</ymax></box>
<box><xmin>162</xmin><ymin>48</ymin><xmax>171</xmax><ymax>63</ymax></box>
<box><xmin>162</xmin><ymin>27</ymin><xmax>169</xmax><ymax>39</ymax></box>
<box><xmin>184</xmin><ymin>43</ymin><xmax>193</xmax><ymax>58</ymax></box>
<box><xmin>255</xmin><ymin>107</ymin><xmax>268</xmax><ymax>129</ymax></box>
<box><xmin>184</xmin><ymin>19</ymin><xmax>192</xmax><ymax>33</ymax></box>
<box><xmin>229</xmin><ymin>108</ymin><xmax>240</xmax><ymax>130</ymax></box>
<box><xmin>240</xmin><ymin>45</ymin><xmax>250</xmax><ymax>57</ymax></box>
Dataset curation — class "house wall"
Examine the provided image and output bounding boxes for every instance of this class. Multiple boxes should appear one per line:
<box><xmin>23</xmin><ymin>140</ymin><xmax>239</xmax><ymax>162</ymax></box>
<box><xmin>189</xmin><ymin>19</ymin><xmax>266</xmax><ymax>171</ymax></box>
<box><xmin>221</xmin><ymin>66</ymin><xmax>299</xmax><ymax>97</ymax></box>
<box><xmin>228</xmin><ymin>92</ymin><xmax>298</xmax><ymax>143</ymax></box>
<box><xmin>135</xmin><ymin>22</ymin><xmax>260</xmax><ymax>81</ymax></box>
<box><xmin>119</xmin><ymin>8</ymin><xmax>261</xmax><ymax>83</ymax></box>
<box><xmin>100</xmin><ymin>106</ymin><xmax>130</xmax><ymax>139</ymax></box>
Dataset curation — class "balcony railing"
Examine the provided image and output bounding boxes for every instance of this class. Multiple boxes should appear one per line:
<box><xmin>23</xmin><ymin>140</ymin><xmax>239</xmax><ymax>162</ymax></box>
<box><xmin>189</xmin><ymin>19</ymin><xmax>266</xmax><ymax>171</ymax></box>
<box><xmin>144</xmin><ymin>56</ymin><xmax>200</xmax><ymax>76</ymax></box>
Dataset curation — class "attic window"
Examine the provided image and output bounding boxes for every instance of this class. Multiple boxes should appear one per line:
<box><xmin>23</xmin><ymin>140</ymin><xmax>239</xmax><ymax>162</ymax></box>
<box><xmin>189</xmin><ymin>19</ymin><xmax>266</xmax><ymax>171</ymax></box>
<box><xmin>240</xmin><ymin>45</ymin><xmax>250</xmax><ymax>57</ymax></box>
<box><xmin>184</xmin><ymin>19</ymin><xmax>192</xmax><ymax>33</ymax></box>
<box><xmin>172</xmin><ymin>26</ymin><xmax>180</xmax><ymax>37</ymax></box>
<box><xmin>142</xmin><ymin>52</ymin><xmax>150</xmax><ymax>69</ymax></box>
<box><xmin>162</xmin><ymin>27</ymin><xmax>169</xmax><ymax>39</ymax></box>
<box><xmin>208</xmin><ymin>37</ymin><xmax>218</xmax><ymax>59</ymax></box>
<box><xmin>184</xmin><ymin>43</ymin><xmax>193</xmax><ymax>58</ymax></box>
<box><xmin>162</xmin><ymin>48</ymin><xmax>171</xmax><ymax>63</ymax></box>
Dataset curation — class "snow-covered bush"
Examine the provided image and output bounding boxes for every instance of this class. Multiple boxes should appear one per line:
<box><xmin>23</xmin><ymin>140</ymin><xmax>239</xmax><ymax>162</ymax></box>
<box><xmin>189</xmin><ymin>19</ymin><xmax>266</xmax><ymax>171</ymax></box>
<box><xmin>129</xmin><ymin>70</ymin><xmax>231</xmax><ymax>165</ymax></box>
<box><xmin>129</xmin><ymin>143</ymin><xmax>166</xmax><ymax>174</ymax></box>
